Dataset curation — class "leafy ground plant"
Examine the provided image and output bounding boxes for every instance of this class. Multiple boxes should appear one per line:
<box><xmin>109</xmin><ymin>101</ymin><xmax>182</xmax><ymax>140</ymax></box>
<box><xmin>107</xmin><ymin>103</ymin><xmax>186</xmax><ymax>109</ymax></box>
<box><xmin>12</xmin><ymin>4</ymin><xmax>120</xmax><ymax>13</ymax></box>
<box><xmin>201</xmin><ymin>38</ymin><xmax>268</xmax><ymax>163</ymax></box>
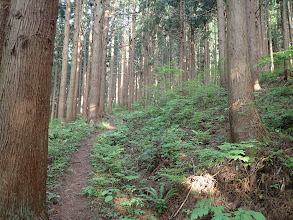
<box><xmin>140</xmin><ymin>184</ymin><xmax>178</xmax><ymax>213</ymax></box>
<box><xmin>184</xmin><ymin>199</ymin><xmax>266</xmax><ymax>220</ymax></box>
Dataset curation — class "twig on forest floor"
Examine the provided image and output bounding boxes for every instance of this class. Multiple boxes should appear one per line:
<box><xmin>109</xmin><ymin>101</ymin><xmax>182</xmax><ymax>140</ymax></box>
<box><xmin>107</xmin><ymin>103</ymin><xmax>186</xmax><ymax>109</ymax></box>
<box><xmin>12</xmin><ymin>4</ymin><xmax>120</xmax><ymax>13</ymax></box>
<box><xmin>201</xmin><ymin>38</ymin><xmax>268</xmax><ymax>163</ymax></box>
<box><xmin>171</xmin><ymin>184</ymin><xmax>193</xmax><ymax>219</ymax></box>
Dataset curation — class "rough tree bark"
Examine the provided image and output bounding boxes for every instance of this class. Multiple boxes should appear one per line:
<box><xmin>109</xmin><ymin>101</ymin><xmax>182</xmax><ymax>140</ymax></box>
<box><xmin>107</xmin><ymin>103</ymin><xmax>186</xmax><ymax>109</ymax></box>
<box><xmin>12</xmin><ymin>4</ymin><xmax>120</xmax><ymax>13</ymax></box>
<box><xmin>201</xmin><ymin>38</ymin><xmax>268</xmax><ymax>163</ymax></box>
<box><xmin>266</xmin><ymin>2</ymin><xmax>274</xmax><ymax>71</ymax></box>
<box><xmin>80</xmin><ymin>38</ymin><xmax>87</xmax><ymax>116</ymax></box>
<box><xmin>51</xmin><ymin>52</ymin><xmax>59</xmax><ymax>121</ymax></box>
<box><xmin>138</xmin><ymin>43</ymin><xmax>144</xmax><ymax>101</ymax></box>
<box><xmin>247</xmin><ymin>0</ymin><xmax>262</xmax><ymax>91</ymax></box>
<box><xmin>108</xmin><ymin>26</ymin><xmax>115</xmax><ymax>115</ymax></box>
<box><xmin>179</xmin><ymin>1</ymin><xmax>187</xmax><ymax>81</ymax></box>
<box><xmin>87</xmin><ymin>0</ymin><xmax>103</xmax><ymax>126</ymax></box>
<box><xmin>50</xmin><ymin>25</ymin><xmax>62</xmax><ymax>121</ymax></box>
<box><xmin>204</xmin><ymin>23</ymin><xmax>211</xmax><ymax>85</ymax></box>
<box><xmin>116</xmin><ymin>56</ymin><xmax>121</xmax><ymax>105</ymax></box>
<box><xmin>122</xmin><ymin>28</ymin><xmax>129</xmax><ymax>106</ymax></box>
<box><xmin>281</xmin><ymin>0</ymin><xmax>291</xmax><ymax>80</ymax></box>
<box><xmin>99</xmin><ymin>0</ymin><xmax>110</xmax><ymax>118</ymax></box>
<box><xmin>259</xmin><ymin>2</ymin><xmax>270</xmax><ymax>73</ymax></box>
<box><xmin>226</xmin><ymin>0</ymin><xmax>268</xmax><ymax>143</ymax></box>
<box><xmin>82</xmin><ymin>23</ymin><xmax>92</xmax><ymax>119</ymax></box>
<box><xmin>66</xmin><ymin>0</ymin><xmax>81</xmax><ymax>122</ymax></box>
<box><xmin>120</xmin><ymin>30</ymin><xmax>126</xmax><ymax>105</ymax></box>
<box><xmin>128</xmin><ymin>3</ymin><xmax>136</xmax><ymax>111</ymax></box>
<box><xmin>0</xmin><ymin>0</ymin><xmax>10</xmax><ymax>61</ymax></box>
<box><xmin>190</xmin><ymin>25</ymin><xmax>196</xmax><ymax>80</ymax></box>
<box><xmin>143</xmin><ymin>17</ymin><xmax>150</xmax><ymax>108</ymax></box>
<box><xmin>213</xmin><ymin>24</ymin><xmax>218</xmax><ymax>84</ymax></box>
<box><xmin>217</xmin><ymin>0</ymin><xmax>227</xmax><ymax>87</ymax></box>
<box><xmin>73</xmin><ymin>5</ymin><xmax>83</xmax><ymax>119</ymax></box>
<box><xmin>0</xmin><ymin>0</ymin><xmax>58</xmax><ymax>218</ymax></box>
<box><xmin>58</xmin><ymin>0</ymin><xmax>71</xmax><ymax>120</ymax></box>
<box><xmin>124</xmin><ymin>32</ymin><xmax>130</xmax><ymax>105</ymax></box>
<box><xmin>287</xmin><ymin>0</ymin><xmax>293</xmax><ymax>47</ymax></box>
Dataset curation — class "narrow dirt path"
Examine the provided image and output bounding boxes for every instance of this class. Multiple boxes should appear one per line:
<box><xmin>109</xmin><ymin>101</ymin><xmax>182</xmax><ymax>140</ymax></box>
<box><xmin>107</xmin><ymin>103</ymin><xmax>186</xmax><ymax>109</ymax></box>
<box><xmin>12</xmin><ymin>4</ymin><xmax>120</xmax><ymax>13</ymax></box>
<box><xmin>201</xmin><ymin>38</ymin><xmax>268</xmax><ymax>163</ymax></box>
<box><xmin>49</xmin><ymin>133</ymin><xmax>100</xmax><ymax>220</ymax></box>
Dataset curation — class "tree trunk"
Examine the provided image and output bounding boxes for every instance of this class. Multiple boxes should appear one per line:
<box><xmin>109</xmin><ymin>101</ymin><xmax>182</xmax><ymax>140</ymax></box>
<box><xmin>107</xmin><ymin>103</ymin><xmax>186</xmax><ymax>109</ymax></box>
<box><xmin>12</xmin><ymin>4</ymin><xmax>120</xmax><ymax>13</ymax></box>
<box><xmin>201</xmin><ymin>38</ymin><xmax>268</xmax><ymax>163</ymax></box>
<box><xmin>116</xmin><ymin>57</ymin><xmax>121</xmax><ymax>105</ymax></box>
<box><xmin>99</xmin><ymin>0</ymin><xmax>110</xmax><ymax>118</ymax></box>
<box><xmin>154</xmin><ymin>32</ymin><xmax>159</xmax><ymax>85</ymax></box>
<box><xmin>51</xmin><ymin>55</ymin><xmax>59</xmax><ymax>121</ymax></box>
<box><xmin>217</xmin><ymin>0</ymin><xmax>227</xmax><ymax>87</ymax></box>
<box><xmin>179</xmin><ymin>1</ymin><xmax>187</xmax><ymax>81</ymax></box>
<box><xmin>204</xmin><ymin>23</ymin><xmax>211</xmax><ymax>85</ymax></box>
<box><xmin>247</xmin><ymin>0</ymin><xmax>262</xmax><ymax>91</ymax></box>
<box><xmin>226</xmin><ymin>0</ymin><xmax>268</xmax><ymax>143</ymax></box>
<box><xmin>186</xmin><ymin>28</ymin><xmax>191</xmax><ymax>81</ymax></box>
<box><xmin>194</xmin><ymin>38</ymin><xmax>198</xmax><ymax>81</ymax></box>
<box><xmin>143</xmin><ymin>30</ymin><xmax>149</xmax><ymax>108</ymax></box>
<box><xmin>66</xmin><ymin>0</ymin><xmax>81</xmax><ymax>122</ymax></box>
<box><xmin>50</xmin><ymin>26</ymin><xmax>62</xmax><ymax>121</ymax></box>
<box><xmin>82</xmin><ymin>23</ymin><xmax>92</xmax><ymax>119</ymax></box>
<box><xmin>190</xmin><ymin>25</ymin><xmax>196</xmax><ymax>80</ymax></box>
<box><xmin>128</xmin><ymin>4</ymin><xmax>136</xmax><ymax>111</ymax></box>
<box><xmin>287</xmin><ymin>0</ymin><xmax>293</xmax><ymax>47</ymax></box>
<box><xmin>0</xmin><ymin>0</ymin><xmax>58</xmax><ymax>218</ymax></box>
<box><xmin>267</xmin><ymin>2</ymin><xmax>274</xmax><ymax>72</ymax></box>
<box><xmin>87</xmin><ymin>0</ymin><xmax>103</xmax><ymax>126</ymax></box>
<box><xmin>135</xmin><ymin>74</ymin><xmax>138</xmax><ymax>102</ymax></box>
<box><xmin>214</xmin><ymin>24</ymin><xmax>218</xmax><ymax>84</ymax></box>
<box><xmin>121</xmin><ymin>26</ymin><xmax>130</xmax><ymax>107</ymax></box>
<box><xmin>120</xmin><ymin>30</ymin><xmax>126</xmax><ymax>105</ymax></box>
<box><xmin>108</xmin><ymin>26</ymin><xmax>115</xmax><ymax>115</ymax></box>
<box><xmin>73</xmin><ymin>17</ymin><xmax>82</xmax><ymax>119</ymax></box>
<box><xmin>80</xmin><ymin>38</ymin><xmax>87</xmax><ymax>116</ymax></box>
<box><xmin>138</xmin><ymin>48</ymin><xmax>144</xmax><ymax>101</ymax></box>
<box><xmin>0</xmin><ymin>0</ymin><xmax>10</xmax><ymax>61</ymax></box>
<box><xmin>260</xmin><ymin>1</ymin><xmax>269</xmax><ymax>72</ymax></box>
<box><xmin>143</xmin><ymin>9</ymin><xmax>150</xmax><ymax>108</ymax></box>
<box><xmin>281</xmin><ymin>0</ymin><xmax>291</xmax><ymax>79</ymax></box>
<box><xmin>58</xmin><ymin>0</ymin><xmax>71</xmax><ymax>120</ymax></box>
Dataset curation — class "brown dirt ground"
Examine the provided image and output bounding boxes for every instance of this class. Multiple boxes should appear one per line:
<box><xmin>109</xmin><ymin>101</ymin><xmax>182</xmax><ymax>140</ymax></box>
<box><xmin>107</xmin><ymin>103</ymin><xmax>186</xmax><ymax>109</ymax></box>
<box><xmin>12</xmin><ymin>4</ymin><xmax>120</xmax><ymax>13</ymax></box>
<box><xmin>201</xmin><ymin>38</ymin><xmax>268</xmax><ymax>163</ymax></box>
<box><xmin>49</xmin><ymin>133</ymin><xmax>100</xmax><ymax>220</ymax></box>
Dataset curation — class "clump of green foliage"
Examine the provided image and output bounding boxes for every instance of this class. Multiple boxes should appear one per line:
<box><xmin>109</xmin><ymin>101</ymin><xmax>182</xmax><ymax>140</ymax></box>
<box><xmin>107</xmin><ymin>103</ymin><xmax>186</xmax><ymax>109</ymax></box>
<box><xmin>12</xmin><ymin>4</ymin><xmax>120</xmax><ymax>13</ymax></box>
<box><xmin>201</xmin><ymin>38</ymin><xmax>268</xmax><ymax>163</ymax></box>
<box><xmin>184</xmin><ymin>199</ymin><xmax>266</xmax><ymax>220</ymax></box>
<box><xmin>140</xmin><ymin>184</ymin><xmax>178</xmax><ymax>213</ymax></box>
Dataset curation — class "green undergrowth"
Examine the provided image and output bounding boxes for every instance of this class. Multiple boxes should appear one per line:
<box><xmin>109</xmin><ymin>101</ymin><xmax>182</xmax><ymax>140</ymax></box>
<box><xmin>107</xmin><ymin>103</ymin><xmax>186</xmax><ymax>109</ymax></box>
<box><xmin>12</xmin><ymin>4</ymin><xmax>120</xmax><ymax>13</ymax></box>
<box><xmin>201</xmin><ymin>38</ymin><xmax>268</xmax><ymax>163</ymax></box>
<box><xmin>87</xmin><ymin>80</ymin><xmax>276</xmax><ymax>219</ymax></box>
<box><xmin>85</xmin><ymin>66</ymin><xmax>292</xmax><ymax>219</ymax></box>
<box><xmin>256</xmin><ymin>68</ymin><xmax>293</xmax><ymax>170</ymax></box>
<box><xmin>47</xmin><ymin>117</ymin><xmax>104</xmax><ymax>206</ymax></box>
<box><xmin>184</xmin><ymin>199</ymin><xmax>265</xmax><ymax>220</ymax></box>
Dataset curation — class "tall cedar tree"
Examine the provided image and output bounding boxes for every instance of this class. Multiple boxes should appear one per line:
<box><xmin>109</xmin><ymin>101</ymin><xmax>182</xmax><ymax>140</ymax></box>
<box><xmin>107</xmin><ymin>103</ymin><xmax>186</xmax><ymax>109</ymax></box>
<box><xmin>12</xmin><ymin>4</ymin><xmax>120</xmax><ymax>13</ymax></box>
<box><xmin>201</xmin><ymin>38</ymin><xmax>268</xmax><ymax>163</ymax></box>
<box><xmin>281</xmin><ymin>0</ymin><xmax>292</xmax><ymax>80</ymax></box>
<box><xmin>128</xmin><ymin>3</ymin><xmax>136</xmax><ymax>111</ymax></box>
<box><xmin>58</xmin><ymin>0</ymin><xmax>71</xmax><ymax>120</ymax></box>
<box><xmin>216</xmin><ymin>0</ymin><xmax>227</xmax><ymax>87</ymax></box>
<box><xmin>226</xmin><ymin>0</ymin><xmax>268</xmax><ymax>143</ymax></box>
<box><xmin>99</xmin><ymin>0</ymin><xmax>111</xmax><ymax>118</ymax></box>
<box><xmin>67</xmin><ymin>0</ymin><xmax>81</xmax><ymax>122</ymax></box>
<box><xmin>0</xmin><ymin>0</ymin><xmax>58</xmax><ymax>218</ymax></box>
<box><xmin>87</xmin><ymin>0</ymin><xmax>103</xmax><ymax>125</ymax></box>
<box><xmin>108</xmin><ymin>26</ymin><xmax>115</xmax><ymax>115</ymax></box>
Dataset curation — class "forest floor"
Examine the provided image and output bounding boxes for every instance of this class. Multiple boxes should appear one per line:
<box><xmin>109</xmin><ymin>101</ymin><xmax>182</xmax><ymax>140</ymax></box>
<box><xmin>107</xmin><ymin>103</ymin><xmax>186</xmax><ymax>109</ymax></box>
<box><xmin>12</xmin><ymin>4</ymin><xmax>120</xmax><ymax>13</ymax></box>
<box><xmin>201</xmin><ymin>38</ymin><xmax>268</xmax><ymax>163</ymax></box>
<box><xmin>49</xmin><ymin>133</ymin><xmax>100</xmax><ymax>220</ymax></box>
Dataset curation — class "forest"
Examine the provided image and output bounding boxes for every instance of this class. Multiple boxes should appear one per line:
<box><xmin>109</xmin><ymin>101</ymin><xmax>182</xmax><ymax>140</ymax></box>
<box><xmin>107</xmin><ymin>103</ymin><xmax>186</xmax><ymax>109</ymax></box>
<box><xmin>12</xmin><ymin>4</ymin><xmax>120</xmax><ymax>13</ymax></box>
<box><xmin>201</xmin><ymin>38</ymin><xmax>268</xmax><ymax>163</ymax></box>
<box><xmin>0</xmin><ymin>0</ymin><xmax>293</xmax><ymax>219</ymax></box>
